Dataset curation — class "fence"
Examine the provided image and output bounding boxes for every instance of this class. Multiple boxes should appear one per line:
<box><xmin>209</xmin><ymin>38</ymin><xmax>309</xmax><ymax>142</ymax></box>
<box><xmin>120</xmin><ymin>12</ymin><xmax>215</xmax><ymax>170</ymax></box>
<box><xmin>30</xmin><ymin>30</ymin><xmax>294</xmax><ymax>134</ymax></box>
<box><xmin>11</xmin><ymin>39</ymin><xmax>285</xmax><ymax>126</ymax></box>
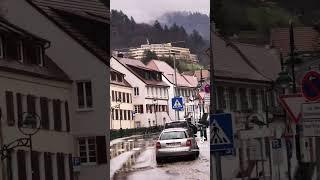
<box><xmin>110</xmin><ymin>126</ymin><xmax>164</xmax><ymax>140</ymax></box>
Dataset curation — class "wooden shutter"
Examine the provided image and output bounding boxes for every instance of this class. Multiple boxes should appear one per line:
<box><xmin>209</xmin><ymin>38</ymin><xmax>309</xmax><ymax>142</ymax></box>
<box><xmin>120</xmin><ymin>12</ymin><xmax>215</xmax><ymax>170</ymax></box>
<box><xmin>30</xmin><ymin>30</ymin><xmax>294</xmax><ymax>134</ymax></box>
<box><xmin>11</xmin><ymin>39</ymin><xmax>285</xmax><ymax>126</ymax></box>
<box><xmin>44</xmin><ymin>152</ymin><xmax>53</xmax><ymax>180</ymax></box>
<box><xmin>65</xmin><ymin>101</ymin><xmax>70</xmax><ymax>132</ymax></box>
<box><xmin>16</xmin><ymin>93</ymin><xmax>22</xmax><ymax>127</ymax></box>
<box><xmin>40</xmin><ymin>97</ymin><xmax>49</xmax><ymax>129</ymax></box>
<box><xmin>53</xmin><ymin>100</ymin><xmax>62</xmax><ymax>131</ymax></box>
<box><xmin>31</xmin><ymin>151</ymin><xmax>40</xmax><ymax>180</ymax></box>
<box><xmin>96</xmin><ymin>136</ymin><xmax>107</xmax><ymax>164</ymax></box>
<box><xmin>27</xmin><ymin>94</ymin><xmax>36</xmax><ymax>114</ymax></box>
<box><xmin>17</xmin><ymin>150</ymin><xmax>27</xmax><ymax>180</ymax></box>
<box><xmin>56</xmin><ymin>153</ymin><xmax>65</xmax><ymax>180</ymax></box>
<box><xmin>68</xmin><ymin>154</ymin><xmax>74</xmax><ymax>180</ymax></box>
<box><xmin>5</xmin><ymin>91</ymin><xmax>15</xmax><ymax>126</ymax></box>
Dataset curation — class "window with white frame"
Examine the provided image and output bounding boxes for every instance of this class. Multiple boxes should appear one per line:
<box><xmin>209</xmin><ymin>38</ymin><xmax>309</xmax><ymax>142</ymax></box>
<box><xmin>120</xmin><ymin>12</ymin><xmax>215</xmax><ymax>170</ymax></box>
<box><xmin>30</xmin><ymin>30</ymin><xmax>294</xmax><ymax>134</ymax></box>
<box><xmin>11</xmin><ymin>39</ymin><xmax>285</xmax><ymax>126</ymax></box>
<box><xmin>79</xmin><ymin>137</ymin><xmax>96</xmax><ymax>164</ymax></box>
<box><xmin>77</xmin><ymin>81</ymin><xmax>93</xmax><ymax>109</ymax></box>
<box><xmin>134</xmin><ymin>87</ymin><xmax>139</xmax><ymax>96</ymax></box>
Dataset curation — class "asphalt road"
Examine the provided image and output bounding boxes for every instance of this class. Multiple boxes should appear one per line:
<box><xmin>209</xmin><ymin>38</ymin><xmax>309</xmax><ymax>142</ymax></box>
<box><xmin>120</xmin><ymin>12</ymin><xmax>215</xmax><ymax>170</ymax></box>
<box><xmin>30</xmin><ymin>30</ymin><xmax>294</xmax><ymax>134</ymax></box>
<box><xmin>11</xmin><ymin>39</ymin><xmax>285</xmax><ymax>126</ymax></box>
<box><xmin>114</xmin><ymin>129</ymin><xmax>210</xmax><ymax>180</ymax></box>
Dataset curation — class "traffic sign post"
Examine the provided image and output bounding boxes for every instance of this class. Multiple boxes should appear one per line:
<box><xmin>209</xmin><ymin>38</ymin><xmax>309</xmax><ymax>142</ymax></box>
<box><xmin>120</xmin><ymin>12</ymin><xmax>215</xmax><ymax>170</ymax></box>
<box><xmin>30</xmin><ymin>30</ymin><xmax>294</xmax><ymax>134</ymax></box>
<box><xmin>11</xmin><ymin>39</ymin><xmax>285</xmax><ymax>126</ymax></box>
<box><xmin>171</xmin><ymin>97</ymin><xmax>184</xmax><ymax>111</ymax></box>
<box><xmin>302</xmin><ymin>71</ymin><xmax>320</xmax><ymax>101</ymax></box>
<box><xmin>210</xmin><ymin>113</ymin><xmax>234</xmax><ymax>152</ymax></box>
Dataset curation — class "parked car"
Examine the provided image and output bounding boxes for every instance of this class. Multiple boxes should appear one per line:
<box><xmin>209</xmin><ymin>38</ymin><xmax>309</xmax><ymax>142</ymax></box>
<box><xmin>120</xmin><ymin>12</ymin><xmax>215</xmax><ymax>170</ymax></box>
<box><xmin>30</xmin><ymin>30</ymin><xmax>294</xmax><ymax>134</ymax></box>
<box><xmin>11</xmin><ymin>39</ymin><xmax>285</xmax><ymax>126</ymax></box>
<box><xmin>164</xmin><ymin>120</ymin><xmax>198</xmax><ymax>134</ymax></box>
<box><xmin>155</xmin><ymin>128</ymin><xmax>199</xmax><ymax>163</ymax></box>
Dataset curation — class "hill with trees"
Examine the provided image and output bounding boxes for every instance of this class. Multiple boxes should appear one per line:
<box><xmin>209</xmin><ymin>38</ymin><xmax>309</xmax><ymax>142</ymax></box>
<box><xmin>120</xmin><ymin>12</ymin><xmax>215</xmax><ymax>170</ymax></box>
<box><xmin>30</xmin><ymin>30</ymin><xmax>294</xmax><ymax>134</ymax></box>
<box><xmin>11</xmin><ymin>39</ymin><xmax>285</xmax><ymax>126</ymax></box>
<box><xmin>111</xmin><ymin>10</ymin><xmax>210</xmax><ymax>66</ymax></box>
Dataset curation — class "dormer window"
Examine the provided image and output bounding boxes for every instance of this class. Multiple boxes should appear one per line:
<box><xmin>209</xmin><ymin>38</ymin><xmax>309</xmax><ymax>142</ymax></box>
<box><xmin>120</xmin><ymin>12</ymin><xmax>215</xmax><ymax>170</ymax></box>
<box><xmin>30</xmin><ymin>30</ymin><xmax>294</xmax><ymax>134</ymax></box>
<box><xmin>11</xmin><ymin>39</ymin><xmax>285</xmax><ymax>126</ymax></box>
<box><xmin>116</xmin><ymin>74</ymin><xmax>123</xmax><ymax>82</ymax></box>
<box><xmin>111</xmin><ymin>72</ymin><xmax>116</xmax><ymax>81</ymax></box>
<box><xmin>3</xmin><ymin>35</ymin><xmax>22</xmax><ymax>61</ymax></box>
<box><xmin>23</xmin><ymin>41</ymin><xmax>44</xmax><ymax>66</ymax></box>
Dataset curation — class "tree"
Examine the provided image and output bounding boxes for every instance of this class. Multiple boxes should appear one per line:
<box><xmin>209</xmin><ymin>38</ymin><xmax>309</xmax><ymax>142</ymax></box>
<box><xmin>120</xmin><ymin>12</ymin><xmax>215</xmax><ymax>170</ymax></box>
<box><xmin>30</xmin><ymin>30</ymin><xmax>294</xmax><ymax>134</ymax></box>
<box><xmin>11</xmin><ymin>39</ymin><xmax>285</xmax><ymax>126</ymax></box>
<box><xmin>142</xmin><ymin>50</ymin><xmax>158</xmax><ymax>64</ymax></box>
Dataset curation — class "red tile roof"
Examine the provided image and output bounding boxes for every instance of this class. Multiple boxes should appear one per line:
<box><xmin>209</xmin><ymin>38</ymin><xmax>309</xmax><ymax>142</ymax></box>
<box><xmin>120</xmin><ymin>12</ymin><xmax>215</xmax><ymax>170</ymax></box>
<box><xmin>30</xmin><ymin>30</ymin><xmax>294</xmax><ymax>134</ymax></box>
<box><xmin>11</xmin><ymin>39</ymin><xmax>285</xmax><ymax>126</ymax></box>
<box><xmin>147</xmin><ymin>60</ymin><xmax>193</xmax><ymax>88</ymax></box>
<box><xmin>270</xmin><ymin>27</ymin><xmax>320</xmax><ymax>56</ymax></box>
<box><xmin>26</xmin><ymin>0</ymin><xmax>109</xmax><ymax>65</ymax></box>
<box><xmin>116</xmin><ymin>58</ymin><xmax>169</xmax><ymax>87</ymax></box>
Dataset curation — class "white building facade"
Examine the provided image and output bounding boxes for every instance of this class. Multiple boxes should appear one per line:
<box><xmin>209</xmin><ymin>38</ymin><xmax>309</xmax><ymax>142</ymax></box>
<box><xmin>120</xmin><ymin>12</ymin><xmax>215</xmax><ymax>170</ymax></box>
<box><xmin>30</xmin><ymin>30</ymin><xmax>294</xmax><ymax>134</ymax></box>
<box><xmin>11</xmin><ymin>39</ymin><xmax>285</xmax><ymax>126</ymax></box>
<box><xmin>110</xmin><ymin>57</ymin><xmax>171</xmax><ymax>127</ymax></box>
<box><xmin>110</xmin><ymin>69</ymin><xmax>135</xmax><ymax>129</ymax></box>
<box><xmin>2</xmin><ymin>0</ymin><xmax>110</xmax><ymax>179</ymax></box>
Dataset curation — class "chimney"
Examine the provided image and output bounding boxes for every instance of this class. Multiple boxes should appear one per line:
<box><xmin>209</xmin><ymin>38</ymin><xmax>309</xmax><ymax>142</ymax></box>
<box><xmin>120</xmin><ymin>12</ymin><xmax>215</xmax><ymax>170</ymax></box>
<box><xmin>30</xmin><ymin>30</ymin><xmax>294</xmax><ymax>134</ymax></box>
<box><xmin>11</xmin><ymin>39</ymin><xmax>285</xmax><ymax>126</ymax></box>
<box><xmin>117</xmin><ymin>53</ymin><xmax>124</xmax><ymax>58</ymax></box>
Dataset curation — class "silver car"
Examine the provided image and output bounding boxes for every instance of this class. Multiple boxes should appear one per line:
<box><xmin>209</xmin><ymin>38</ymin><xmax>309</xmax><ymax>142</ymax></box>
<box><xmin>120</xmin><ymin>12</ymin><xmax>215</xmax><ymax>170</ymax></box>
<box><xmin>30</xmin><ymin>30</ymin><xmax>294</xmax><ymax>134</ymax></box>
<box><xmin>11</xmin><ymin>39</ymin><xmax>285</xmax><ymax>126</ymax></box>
<box><xmin>155</xmin><ymin>128</ymin><xmax>199</xmax><ymax>163</ymax></box>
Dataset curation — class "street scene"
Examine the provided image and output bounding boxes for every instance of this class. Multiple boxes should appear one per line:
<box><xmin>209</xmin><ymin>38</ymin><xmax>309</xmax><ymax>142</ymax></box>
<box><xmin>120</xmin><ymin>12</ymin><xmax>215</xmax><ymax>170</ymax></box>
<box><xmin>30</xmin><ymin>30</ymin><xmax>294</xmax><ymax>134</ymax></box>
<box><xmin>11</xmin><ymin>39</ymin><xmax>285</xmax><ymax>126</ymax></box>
<box><xmin>110</xmin><ymin>0</ymin><xmax>210</xmax><ymax>179</ymax></box>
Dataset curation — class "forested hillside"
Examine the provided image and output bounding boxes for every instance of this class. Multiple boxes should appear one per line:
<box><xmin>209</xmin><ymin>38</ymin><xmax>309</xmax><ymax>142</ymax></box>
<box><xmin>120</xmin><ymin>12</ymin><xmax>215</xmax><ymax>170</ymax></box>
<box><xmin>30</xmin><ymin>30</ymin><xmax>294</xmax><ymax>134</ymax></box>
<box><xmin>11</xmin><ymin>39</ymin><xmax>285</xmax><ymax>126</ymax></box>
<box><xmin>111</xmin><ymin>10</ymin><xmax>210</xmax><ymax>65</ymax></box>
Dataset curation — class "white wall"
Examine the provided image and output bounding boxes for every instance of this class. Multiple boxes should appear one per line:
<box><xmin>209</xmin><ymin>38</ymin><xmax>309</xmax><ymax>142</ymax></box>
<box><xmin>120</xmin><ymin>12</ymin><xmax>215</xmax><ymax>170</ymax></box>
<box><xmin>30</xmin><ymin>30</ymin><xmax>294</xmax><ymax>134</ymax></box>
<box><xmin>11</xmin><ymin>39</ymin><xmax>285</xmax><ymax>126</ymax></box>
<box><xmin>3</xmin><ymin>1</ymin><xmax>109</xmax><ymax>179</ymax></box>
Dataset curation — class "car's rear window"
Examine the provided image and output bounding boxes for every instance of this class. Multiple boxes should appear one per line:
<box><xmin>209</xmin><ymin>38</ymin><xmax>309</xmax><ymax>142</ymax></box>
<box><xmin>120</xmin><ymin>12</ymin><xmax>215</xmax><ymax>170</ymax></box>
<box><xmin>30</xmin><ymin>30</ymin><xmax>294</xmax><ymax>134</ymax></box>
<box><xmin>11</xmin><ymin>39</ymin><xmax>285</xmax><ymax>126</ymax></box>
<box><xmin>165</xmin><ymin>122</ymin><xmax>188</xmax><ymax>129</ymax></box>
<box><xmin>160</xmin><ymin>131</ymin><xmax>187</xmax><ymax>140</ymax></box>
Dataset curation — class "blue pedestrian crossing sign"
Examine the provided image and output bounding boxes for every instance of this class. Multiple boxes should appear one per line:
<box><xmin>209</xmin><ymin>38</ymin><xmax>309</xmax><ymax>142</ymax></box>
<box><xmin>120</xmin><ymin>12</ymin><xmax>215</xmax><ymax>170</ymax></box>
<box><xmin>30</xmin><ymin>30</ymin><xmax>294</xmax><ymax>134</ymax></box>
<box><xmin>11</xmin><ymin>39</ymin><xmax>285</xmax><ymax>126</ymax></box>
<box><xmin>172</xmin><ymin>97</ymin><xmax>184</xmax><ymax>111</ymax></box>
<box><xmin>210</xmin><ymin>113</ymin><xmax>234</xmax><ymax>152</ymax></box>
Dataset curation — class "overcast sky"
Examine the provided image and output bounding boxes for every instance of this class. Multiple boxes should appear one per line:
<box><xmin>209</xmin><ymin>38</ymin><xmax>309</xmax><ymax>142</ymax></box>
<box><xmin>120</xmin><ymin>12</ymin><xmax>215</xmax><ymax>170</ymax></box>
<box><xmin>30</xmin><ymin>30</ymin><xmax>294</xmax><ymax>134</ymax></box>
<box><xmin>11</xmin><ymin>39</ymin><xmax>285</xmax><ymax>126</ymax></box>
<box><xmin>111</xmin><ymin>0</ymin><xmax>210</xmax><ymax>23</ymax></box>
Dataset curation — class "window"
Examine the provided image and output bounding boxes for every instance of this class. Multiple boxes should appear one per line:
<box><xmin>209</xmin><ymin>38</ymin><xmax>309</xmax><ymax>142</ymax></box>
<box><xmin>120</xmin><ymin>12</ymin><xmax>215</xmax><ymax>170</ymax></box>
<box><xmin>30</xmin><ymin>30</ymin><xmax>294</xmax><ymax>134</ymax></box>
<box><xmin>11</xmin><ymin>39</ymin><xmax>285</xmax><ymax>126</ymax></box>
<box><xmin>122</xmin><ymin>92</ymin><xmax>126</xmax><ymax>102</ymax></box>
<box><xmin>119</xmin><ymin>110</ymin><xmax>123</xmax><ymax>120</ymax></box>
<box><xmin>260</xmin><ymin>89</ymin><xmax>266</xmax><ymax>111</ymax></box>
<box><xmin>77</xmin><ymin>81</ymin><xmax>93</xmax><ymax>109</ymax></box>
<box><xmin>124</xmin><ymin>110</ymin><xmax>127</xmax><ymax>120</ymax></box>
<box><xmin>79</xmin><ymin>137</ymin><xmax>96</xmax><ymax>164</ymax></box>
<box><xmin>134</xmin><ymin>87</ymin><xmax>139</xmax><ymax>96</ymax></box>
<box><xmin>126</xmin><ymin>93</ymin><xmax>130</xmax><ymax>103</ymax></box>
<box><xmin>129</xmin><ymin>94</ymin><xmax>132</xmax><ymax>103</ymax></box>
<box><xmin>5</xmin><ymin>91</ymin><xmax>14</xmax><ymax>126</ymax></box>
<box><xmin>0</xmin><ymin>36</ymin><xmax>3</xmax><ymax>58</ymax></box>
<box><xmin>228</xmin><ymin>87</ymin><xmax>237</xmax><ymax>111</ymax></box>
<box><xmin>128</xmin><ymin>111</ymin><xmax>131</xmax><ymax>120</ymax></box>
<box><xmin>111</xmin><ymin>72</ymin><xmax>116</xmax><ymax>81</ymax></box>
<box><xmin>117</xmin><ymin>74</ymin><xmax>122</xmax><ymax>82</ymax></box>
<box><xmin>4</xmin><ymin>36</ymin><xmax>22</xmax><ymax>61</ymax></box>
<box><xmin>250</xmin><ymin>89</ymin><xmax>258</xmax><ymax>111</ymax></box>
<box><xmin>118</xmin><ymin>92</ymin><xmax>122</xmax><ymax>102</ymax></box>
<box><xmin>112</xmin><ymin>91</ymin><xmax>115</xmax><ymax>101</ymax></box>
<box><xmin>115</xmin><ymin>109</ymin><xmax>118</xmax><ymax>120</ymax></box>
<box><xmin>134</xmin><ymin>105</ymin><xmax>143</xmax><ymax>113</ymax></box>
<box><xmin>239</xmin><ymin>88</ymin><xmax>248</xmax><ymax>111</ymax></box>
<box><xmin>217</xmin><ymin>87</ymin><xmax>226</xmax><ymax>109</ymax></box>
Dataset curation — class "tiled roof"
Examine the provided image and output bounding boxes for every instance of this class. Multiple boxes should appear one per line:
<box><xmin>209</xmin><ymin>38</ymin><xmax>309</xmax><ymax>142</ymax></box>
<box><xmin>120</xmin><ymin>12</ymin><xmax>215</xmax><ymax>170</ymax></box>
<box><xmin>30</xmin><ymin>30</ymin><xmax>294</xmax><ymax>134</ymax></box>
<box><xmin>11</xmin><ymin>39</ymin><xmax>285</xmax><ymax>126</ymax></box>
<box><xmin>270</xmin><ymin>27</ymin><xmax>320</xmax><ymax>56</ymax></box>
<box><xmin>26</xmin><ymin>0</ymin><xmax>109</xmax><ymax>65</ymax></box>
<box><xmin>213</xmin><ymin>34</ymin><xmax>271</xmax><ymax>82</ymax></box>
<box><xmin>110</xmin><ymin>68</ymin><xmax>132</xmax><ymax>87</ymax></box>
<box><xmin>0</xmin><ymin>18</ymin><xmax>71</xmax><ymax>82</ymax></box>
<box><xmin>116</xmin><ymin>58</ymin><xmax>169</xmax><ymax>87</ymax></box>
<box><xmin>182</xmin><ymin>75</ymin><xmax>198</xmax><ymax>87</ymax></box>
<box><xmin>0</xmin><ymin>55</ymin><xmax>71</xmax><ymax>82</ymax></box>
<box><xmin>147</xmin><ymin>60</ymin><xmax>193</xmax><ymax>88</ymax></box>
<box><xmin>194</xmin><ymin>69</ymin><xmax>209</xmax><ymax>81</ymax></box>
<box><xmin>234</xmin><ymin>43</ymin><xmax>281</xmax><ymax>81</ymax></box>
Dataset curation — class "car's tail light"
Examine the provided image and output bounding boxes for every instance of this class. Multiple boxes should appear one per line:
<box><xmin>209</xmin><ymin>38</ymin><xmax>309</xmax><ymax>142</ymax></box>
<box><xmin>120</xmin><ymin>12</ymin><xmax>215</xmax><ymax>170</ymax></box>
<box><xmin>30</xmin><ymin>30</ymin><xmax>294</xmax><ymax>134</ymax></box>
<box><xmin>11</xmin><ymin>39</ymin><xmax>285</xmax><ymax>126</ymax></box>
<box><xmin>156</xmin><ymin>142</ymin><xmax>161</xmax><ymax>149</ymax></box>
<box><xmin>186</xmin><ymin>139</ymin><xmax>192</xmax><ymax>147</ymax></box>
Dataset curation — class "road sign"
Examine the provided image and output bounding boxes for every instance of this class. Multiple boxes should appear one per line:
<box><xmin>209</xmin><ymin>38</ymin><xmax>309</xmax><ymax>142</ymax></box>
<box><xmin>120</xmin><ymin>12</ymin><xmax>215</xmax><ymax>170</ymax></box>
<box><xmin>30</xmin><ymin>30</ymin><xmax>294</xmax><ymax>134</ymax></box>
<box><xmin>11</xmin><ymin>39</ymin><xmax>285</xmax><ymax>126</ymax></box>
<box><xmin>172</xmin><ymin>97</ymin><xmax>184</xmax><ymax>111</ymax></box>
<box><xmin>73</xmin><ymin>157</ymin><xmax>81</xmax><ymax>172</ymax></box>
<box><xmin>279</xmin><ymin>94</ymin><xmax>307</xmax><ymax>123</ymax></box>
<box><xmin>210</xmin><ymin>113</ymin><xmax>234</xmax><ymax>152</ymax></box>
<box><xmin>272</xmin><ymin>139</ymin><xmax>282</xmax><ymax>149</ymax></box>
<box><xmin>301</xmin><ymin>102</ymin><xmax>320</xmax><ymax>136</ymax></box>
<box><xmin>302</xmin><ymin>71</ymin><xmax>320</xmax><ymax>101</ymax></box>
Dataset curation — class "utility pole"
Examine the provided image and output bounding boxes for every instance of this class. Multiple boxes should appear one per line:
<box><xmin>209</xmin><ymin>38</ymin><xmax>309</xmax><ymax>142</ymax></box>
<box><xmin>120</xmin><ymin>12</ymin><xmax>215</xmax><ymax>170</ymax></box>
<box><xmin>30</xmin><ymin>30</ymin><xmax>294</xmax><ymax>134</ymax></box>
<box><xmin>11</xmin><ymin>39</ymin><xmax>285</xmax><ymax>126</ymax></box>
<box><xmin>210</xmin><ymin>10</ymin><xmax>222</xmax><ymax>180</ymax></box>
<box><xmin>173</xmin><ymin>52</ymin><xmax>180</xmax><ymax>120</ymax></box>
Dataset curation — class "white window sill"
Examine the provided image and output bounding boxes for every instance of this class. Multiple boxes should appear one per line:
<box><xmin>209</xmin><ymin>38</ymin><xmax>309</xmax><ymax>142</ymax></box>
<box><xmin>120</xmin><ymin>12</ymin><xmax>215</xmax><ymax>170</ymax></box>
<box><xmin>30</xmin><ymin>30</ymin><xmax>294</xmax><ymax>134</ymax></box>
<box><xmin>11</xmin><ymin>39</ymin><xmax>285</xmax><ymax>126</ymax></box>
<box><xmin>76</xmin><ymin>108</ymin><xmax>94</xmax><ymax>112</ymax></box>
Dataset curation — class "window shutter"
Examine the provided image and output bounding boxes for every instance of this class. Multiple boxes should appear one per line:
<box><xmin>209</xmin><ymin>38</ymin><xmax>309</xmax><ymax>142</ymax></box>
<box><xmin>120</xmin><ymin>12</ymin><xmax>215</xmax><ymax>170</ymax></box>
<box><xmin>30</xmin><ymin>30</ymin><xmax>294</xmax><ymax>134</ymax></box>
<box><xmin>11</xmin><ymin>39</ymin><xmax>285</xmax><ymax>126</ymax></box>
<box><xmin>56</xmin><ymin>153</ymin><xmax>65</xmax><ymax>180</ymax></box>
<box><xmin>44</xmin><ymin>152</ymin><xmax>53</xmax><ymax>180</ymax></box>
<box><xmin>16</xmin><ymin>93</ymin><xmax>23</xmax><ymax>127</ymax></box>
<box><xmin>68</xmin><ymin>154</ymin><xmax>74</xmax><ymax>180</ymax></box>
<box><xmin>40</xmin><ymin>97</ymin><xmax>49</xmax><ymax>129</ymax></box>
<box><xmin>17</xmin><ymin>150</ymin><xmax>27</xmax><ymax>180</ymax></box>
<box><xmin>27</xmin><ymin>94</ymin><xmax>36</xmax><ymax>114</ymax></box>
<box><xmin>31</xmin><ymin>151</ymin><xmax>40</xmax><ymax>180</ymax></box>
<box><xmin>65</xmin><ymin>101</ymin><xmax>70</xmax><ymax>132</ymax></box>
<box><xmin>53</xmin><ymin>100</ymin><xmax>62</xmax><ymax>131</ymax></box>
<box><xmin>96</xmin><ymin>136</ymin><xmax>107</xmax><ymax>164</ymax></box>
<box><xmin>5</xmin><ymin>91</ymin><xmax>15</xmax><ymax>126</ymax></box>
<box><xmin>140</xmin><ymin>105</ymin><xmax>144</xmax><ymax>113</ymax></box>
